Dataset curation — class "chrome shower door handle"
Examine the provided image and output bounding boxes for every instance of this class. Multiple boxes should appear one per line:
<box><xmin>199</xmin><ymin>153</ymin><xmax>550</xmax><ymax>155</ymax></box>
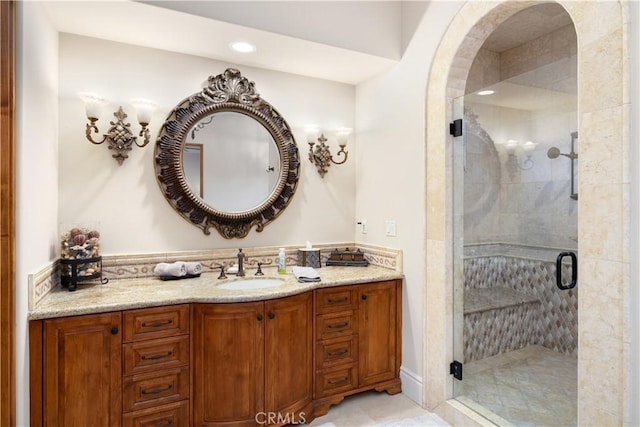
<box><xmin>556</xmin><ymin>251</ymin><xmax>577</xmax><ymax>290</ymax></box>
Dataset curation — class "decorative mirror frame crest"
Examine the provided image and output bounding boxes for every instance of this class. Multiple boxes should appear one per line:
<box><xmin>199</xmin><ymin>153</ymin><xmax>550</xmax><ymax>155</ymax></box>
<box><xmin>155</xmin><ymin>68</ymin><xmax>300</xmax><ymax>238</ymax></box>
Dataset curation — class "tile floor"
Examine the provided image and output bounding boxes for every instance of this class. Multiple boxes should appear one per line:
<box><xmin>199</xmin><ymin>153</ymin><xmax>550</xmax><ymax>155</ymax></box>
<box><xmin>308</xmin><ymin>391</ymin><xmax>449</xmax><ymax>426</ymax></box>
<box><xmin>458</xmin><ymin>345</ymin><xmax>577</xmax><ymax>426</ymax></box>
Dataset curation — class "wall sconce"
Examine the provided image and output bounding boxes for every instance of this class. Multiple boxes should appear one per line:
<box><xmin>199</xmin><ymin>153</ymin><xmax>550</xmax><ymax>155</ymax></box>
<box><xmin>80</xmin><ymin>93</ymin><xmax>156</xmax><ymax>165</ymax></box>
<box><xmin>306</xmin><ymin>126</ymin><xmax>351</xmax><ymax>178</ymax></box>
<box><xmin>496</xmin><ymin>139</ymin><xmax>538</xmax><ymax>170</ymax></box>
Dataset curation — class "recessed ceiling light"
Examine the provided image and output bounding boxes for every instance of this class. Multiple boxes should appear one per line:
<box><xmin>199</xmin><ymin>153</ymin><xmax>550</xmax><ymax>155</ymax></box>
<box><xmin>477</xmin><ymin>90</ymin><xmax>495</xmax><ymax>96</ymax></box>
<box><xmin>230</xmin><ymin>41</ymin><xmax>256</xmax><ymax>53</ymax></box>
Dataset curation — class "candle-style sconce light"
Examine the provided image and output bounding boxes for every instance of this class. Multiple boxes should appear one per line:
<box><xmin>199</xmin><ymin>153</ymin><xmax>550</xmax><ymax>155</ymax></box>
<box><xmin>80</xmin><ymin>93</ymin><xmax>156</xmax><ymax>165</ymax></box>
<box><xmin>306</xmin><ymin>126</ymin><xmax>351</xmax><ymax>178</ymax></box>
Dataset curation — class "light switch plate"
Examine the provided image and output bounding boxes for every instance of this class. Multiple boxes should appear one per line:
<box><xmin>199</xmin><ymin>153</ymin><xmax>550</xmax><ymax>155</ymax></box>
<box><xmin>385</xmin><ymin>220</ymin><xmax>397</xmax><ymax>237</ymax></box>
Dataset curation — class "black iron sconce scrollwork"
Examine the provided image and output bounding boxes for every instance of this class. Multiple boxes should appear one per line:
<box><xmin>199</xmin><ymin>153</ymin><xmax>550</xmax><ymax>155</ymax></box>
<box><xmin>306</xmin><ymin>127</ymin><xmax>351</xmax><ymax>178</ymax></box>
<box><xmin>80</xmin><ymin>93</ymin><xmax>156</xmax><ymax>165</ymax></box>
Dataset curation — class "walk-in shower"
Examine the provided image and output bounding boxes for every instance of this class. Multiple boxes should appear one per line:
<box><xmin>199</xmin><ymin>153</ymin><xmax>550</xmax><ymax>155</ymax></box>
<box><xmin>451</xmin><ymin>4</ymin><xmax>578</xmax><ymax>426</ymax></box>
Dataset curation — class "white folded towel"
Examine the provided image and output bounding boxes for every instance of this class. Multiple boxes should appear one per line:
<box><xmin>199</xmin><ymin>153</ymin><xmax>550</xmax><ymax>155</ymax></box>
<box><xmin>292</xmin><ymin>266</ymin><xmax>321</xmax><ymax>283</ymax></box>
<box><xmin>185</xmin><ymin>262</ymin><xmax>202</xmax><ymax>275</ymax></box>
<box><xmin>154</xmin><ymin>262</ymin><xmax>186</xmax><ymax>277</ymax></box>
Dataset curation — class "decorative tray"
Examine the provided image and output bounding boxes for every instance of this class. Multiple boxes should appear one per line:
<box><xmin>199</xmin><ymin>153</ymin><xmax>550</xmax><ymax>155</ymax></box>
<box><xmin>325</xmin><ymin>248</ymin><xmax>369</xmax><ymax>267</ymax></box>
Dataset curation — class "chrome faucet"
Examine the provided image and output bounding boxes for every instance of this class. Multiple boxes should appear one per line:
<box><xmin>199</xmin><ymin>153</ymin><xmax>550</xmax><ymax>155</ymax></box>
<box><xmin>237</xmin><ymin>248</ymin><xmax>246</xmax><ymax>277</ymax></box>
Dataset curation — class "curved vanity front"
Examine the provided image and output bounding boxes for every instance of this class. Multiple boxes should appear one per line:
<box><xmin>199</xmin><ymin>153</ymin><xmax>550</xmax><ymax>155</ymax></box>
<box><xmin>29</xmin><ymin>266</ymin><xmax>403</xmax><ymax>426</ymax></box>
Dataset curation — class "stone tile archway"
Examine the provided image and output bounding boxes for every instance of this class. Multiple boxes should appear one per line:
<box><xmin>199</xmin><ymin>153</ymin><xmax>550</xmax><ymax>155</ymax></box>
<box><xmin>423</xmin><ymin>1</ymin><xmax>630</xmax><ymax>425</ymax></box>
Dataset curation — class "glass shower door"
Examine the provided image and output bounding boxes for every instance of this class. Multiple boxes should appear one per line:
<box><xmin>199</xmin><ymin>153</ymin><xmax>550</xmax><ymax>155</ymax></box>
<box><xmin>451</xmin><ymin>70</ymin><xmax>579</xmax><ymax>425</ymax></box>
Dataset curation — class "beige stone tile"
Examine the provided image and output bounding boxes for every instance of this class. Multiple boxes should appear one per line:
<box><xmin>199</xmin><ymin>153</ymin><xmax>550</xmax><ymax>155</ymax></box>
<box><xmin>566</xmin><ymin>1</ymin><xmax>623</xmax><ymax>48</ymax></box>
<box><xmin>578</xmin><ymin>183</ymin><xmax>623</xmax><ymax>261</ymax></box>
<box><xmin>578</xmin><ymin>332</ymin><xmax>623</xmax><ymax>424</ymax></box>
<box><xmin>579</xmin><ymin>106</ymin><xmax>624</xmax><ymax>186</ymax></box>
<box><xmin>579</xmin><ymin>28</ymin><xmax>624</xmax><ymax>113</ymax></box>
<box><xmin>579</xmin><ymin>257</ymin><xmax>624</xmax><ymax>315</ymax></box>
<box><xmin>309</xmin><ymin>392</ymin><xmax>448</xmax><ymax>426</ymax></box>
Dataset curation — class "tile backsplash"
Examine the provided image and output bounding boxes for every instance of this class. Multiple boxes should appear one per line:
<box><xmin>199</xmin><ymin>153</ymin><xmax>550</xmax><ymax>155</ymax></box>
<box><xmin>29</xmin><ymin>242</ymin><xmax>402</xmax><ymax>310</ymax></box>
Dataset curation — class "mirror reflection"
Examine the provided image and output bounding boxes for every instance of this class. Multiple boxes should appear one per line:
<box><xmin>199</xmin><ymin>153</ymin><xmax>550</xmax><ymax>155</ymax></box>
<box><xmin>184</xmin><ymin>112</ymin><xmax>281</xmax><ymax>212</ymax></box>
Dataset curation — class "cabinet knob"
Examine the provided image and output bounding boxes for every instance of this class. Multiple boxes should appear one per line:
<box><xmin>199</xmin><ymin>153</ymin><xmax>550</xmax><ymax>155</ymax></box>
<box><xmin>257</xmin><ymin>314</ymin><xmax>263</xmax><ymax>321</ymax></box>
<box><xmin>361</xmin><ymin>294</ymin><xmax>368</xmax><ymax>300</ymax></box>
<box><xmin>110</xmin><ymin>326</ymin><xmax>119</xmax><ymax>335</ymax></box>
<box><xmin>268</xmin><ymin>312</ymin><xmax>276</xmax><ymax>319</ymax></box>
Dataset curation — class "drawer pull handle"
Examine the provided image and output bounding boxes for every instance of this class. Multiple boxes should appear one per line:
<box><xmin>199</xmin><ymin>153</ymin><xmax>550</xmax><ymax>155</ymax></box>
<box><xmin>328</xmin><ymin>297</ymin><xmax>348</xmax><ymax>304</ymax></box>
<box><xmin>141</xmin><ymin>319</ymin><xmax>173</xmax><ymax>328</ymax></box>
<box><xmin>328</xmin><ymin>378</ymin><xmax>348</xmax><ymax>385</ymax></box>
<box><xmin>328</xmin><ymin>349</ymin><xmax>348</xmax><ymax>356</ymax></box>
<box><xmin>141</xmin><ymin>384</ymin><xmax>173</xmax><ymax>395</ymax></box>
<box><xmin>328</xmin><ymin>322</ymin><xmax>348</xmax><ymax>329</ymax></box>
<box><xmin>141</xmin><ymin>351</ymin><xmax>173</xmax><ymax>361</ymax></box>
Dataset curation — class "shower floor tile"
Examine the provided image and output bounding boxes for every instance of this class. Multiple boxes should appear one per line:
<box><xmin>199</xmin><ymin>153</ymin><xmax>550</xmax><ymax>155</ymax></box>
<box><xmin>458</xmin><ymin>345</ymin><xmax>577</xmax><ymax>426</ymax></box>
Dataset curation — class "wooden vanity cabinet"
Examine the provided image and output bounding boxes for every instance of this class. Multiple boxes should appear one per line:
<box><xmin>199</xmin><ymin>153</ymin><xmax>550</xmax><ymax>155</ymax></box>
<box><xmin>358</xmin><ymin>280</ymin><xmax>399</xmax><ymax>387</ymax></box>
<box><xmin>121</xmin><ymin>304</ymin><xmax>190</xmax><ymax>426</ymax></box>
<box><xmin>314</xmin><ymin>280</ymin><xmax>402</xmax><ymax>416</ymax></box>
<box><xmin>29</xmin><ymin>305</ymin><xmax>190</xmax><ymax>427</ymax></box>
<box><xmin>30</xmin><ymin>312</ymin><xmax>123</xmax><ymax>427</ymax></box>
<box><xmin>30</xmin><ymin>279</ymin><xmax>400</xmax><ymax>425</ymax></box>
<box><xmin>192</xmin><ymin>292</ymin><xmax>313</xmax><ymax>426</ymax></box>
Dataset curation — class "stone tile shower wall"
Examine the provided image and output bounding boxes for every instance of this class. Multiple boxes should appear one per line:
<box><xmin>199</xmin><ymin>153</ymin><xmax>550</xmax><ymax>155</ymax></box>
<box><xmin>463</xmin><ymin>248</ymin><xmax>578</xmax><ymax>363</ymax></box>
<box><xmin>463</xmin><ymin>19</ymin><xmax>579</xmax><ymax>251</ymax></box>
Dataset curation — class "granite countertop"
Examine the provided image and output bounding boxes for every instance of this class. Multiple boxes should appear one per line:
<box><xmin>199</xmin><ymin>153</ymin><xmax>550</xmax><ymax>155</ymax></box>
<box><xmin>29</xmin><ymin>265</ymin><xmax>403</xmax><ymax>320</ymax></box>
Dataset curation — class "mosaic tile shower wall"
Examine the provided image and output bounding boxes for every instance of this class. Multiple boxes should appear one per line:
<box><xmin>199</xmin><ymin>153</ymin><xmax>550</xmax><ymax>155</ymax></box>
<box><xmin>464</xmin><ymin>254</ymin><xmax>578</xmax><ymax>362</ymax></box>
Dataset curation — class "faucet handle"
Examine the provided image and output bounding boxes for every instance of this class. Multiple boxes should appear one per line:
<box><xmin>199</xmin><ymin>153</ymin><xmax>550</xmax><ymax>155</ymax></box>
<box><xmin>218</xmin><ymin>266</ymin><xmax>227</xmax><ymax>280</ymax></box>
<box><xmin>255</xmin><ymin>262</ymin><xmax>264</xmax><ymax>276</ymax></box>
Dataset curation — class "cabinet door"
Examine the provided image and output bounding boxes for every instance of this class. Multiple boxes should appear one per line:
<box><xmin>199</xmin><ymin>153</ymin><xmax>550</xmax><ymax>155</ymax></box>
<box><xmin>265</xmin><ymin>292</ymin><xmax>313</xmax><ymax>420</ymax></box>
<box><xmin>358</xmin><ymin>281</ymin><xmax>398</xmax><ymax>387</ymax></box>
<box><xmin>43</xmin><ymin>312</ymin><xmax>122</xmax><ymax>427</ymax></box>
<box><xmin>192</xmin><ymin>303</ymin><xmax>264</xmax><ymax>426</ymax></box>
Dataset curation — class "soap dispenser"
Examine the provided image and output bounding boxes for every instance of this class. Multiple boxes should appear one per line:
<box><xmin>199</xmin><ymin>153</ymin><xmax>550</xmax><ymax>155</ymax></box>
<box><xmin>277</xmin><ymin>248</ymin><xmax>286</xmax><ymax>274</ymax></box>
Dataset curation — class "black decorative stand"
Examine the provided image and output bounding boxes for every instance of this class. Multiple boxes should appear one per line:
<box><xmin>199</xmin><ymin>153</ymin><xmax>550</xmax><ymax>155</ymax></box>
<box><xmin>59</xmin><ymin>256</ymin><xmax>109</xmax><ymax>291</ymax></box>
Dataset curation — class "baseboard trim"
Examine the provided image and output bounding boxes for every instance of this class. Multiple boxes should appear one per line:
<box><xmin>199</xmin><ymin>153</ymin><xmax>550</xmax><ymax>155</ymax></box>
<box><xmin>399</xmin><ymin>366</ymin><xmax>423</xmax><ymax>406</ymax></box>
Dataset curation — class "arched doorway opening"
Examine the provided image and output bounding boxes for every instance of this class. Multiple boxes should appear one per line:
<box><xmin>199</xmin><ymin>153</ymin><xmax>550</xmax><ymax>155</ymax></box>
<box><xmin>424</xmin><ymin>1</ymin><xmax>629</xmax><ymax>425</ymax></box>
<box><xmin>451</xmin><ymin>4</ymin><xmax>578</xmax><ymax>425</ymax></box>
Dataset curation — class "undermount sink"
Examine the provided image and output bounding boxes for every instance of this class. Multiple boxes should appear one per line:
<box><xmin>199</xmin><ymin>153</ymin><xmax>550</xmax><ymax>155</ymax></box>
<box><xmin>217</xmin><ymin>278</ymin><xmax>285</xmax><ymax>290</ymax></box>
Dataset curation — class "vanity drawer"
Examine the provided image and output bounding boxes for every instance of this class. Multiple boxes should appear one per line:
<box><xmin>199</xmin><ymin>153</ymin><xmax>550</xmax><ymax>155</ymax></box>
<box><xmin>123</xmin><ymin>304</ymin><xmax>189</xmax><ymax>342</ymax></box>
<box><xmin>123</xmin><ymin>366</ymin><xmax>189</xmax><ymax>412</ymax></box>
<box><xmin>123</xmin><ymin>335</ymin><xmax>189</xmax><ymax>375</ymax></box>
<box><xmin>315</xmin><ymin>364</ymin><xmax>358</xmax><ymax>398</ymax></box>
<box><xmin>316</xmin><ymin>336</ymin><xmax>358</xmax><ymax>370</ymax></box>
<box><xmin>316</xmin><ymin>311</ymin><xmax>358</xmax><ymax>340</ymax></box>
<box><xmin>316</xmin><ymin>287</ymin><xmax>358</xmax><ymax>314</ymax></box>
<box><xmin>123</xmin><ymin>400</ymin><xmax>189</xmax><ymax>427</ymax></box>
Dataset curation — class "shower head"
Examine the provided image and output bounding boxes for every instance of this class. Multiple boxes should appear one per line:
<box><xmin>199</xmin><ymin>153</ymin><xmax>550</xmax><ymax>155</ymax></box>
<box><xmin>547</xmin><ymin>147</ymin><xmax>561</xmax><ymax>159</ymax></box>
<box><xmin>547</xmin><ymin>146</ymin><xmax>578</xmax><ymax>160</ymax></box>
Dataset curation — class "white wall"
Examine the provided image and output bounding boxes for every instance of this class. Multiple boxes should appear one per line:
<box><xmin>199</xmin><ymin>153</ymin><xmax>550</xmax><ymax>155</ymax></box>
<box><xmin>58</xmin><ymin>34</ymin><xmax>356</xmax><ymax>254</ymax></box>
<box><xmin>16</xmin><ymin>2</ymin><xmax>59</xmax><ymax>425</ymax></box>
<box><xmin>355</xmin><ymin>1</ymin><xmax>464</xmax><ymax>404</ymax></box>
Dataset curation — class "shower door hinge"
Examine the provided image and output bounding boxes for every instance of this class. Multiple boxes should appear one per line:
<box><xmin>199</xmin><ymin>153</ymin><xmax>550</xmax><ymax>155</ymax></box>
<box><xmin>450</xmin><ymin>360</ymin><xmax>463</xmax><ymax>380</ymax></box>
<box><xmin>449</xmin><ymin>119</ymin><xmax>462</xmax><ymax>137</ymax></box>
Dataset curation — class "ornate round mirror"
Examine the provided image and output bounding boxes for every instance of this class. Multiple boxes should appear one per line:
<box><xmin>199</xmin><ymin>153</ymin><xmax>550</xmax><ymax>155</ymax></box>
<box><xmin>155</xmin><ymin>68</ymin><xmax>300</xmax><ymax>238</ymax></box>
